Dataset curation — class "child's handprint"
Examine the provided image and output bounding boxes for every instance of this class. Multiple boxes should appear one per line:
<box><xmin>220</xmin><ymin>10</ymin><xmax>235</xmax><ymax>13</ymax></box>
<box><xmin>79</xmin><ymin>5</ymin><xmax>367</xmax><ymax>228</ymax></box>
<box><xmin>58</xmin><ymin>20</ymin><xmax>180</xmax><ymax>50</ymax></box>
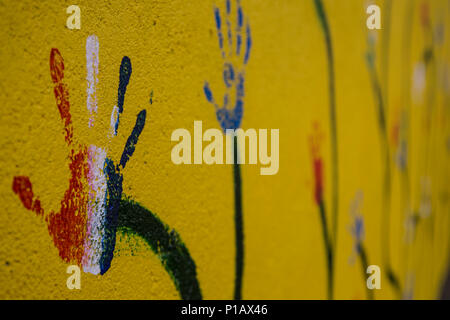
<box><xmin>12</xmin><ymin>37</ymin><xmax>146</xmax><ymax>275</ymax></box>
<box><xmin>203</xmin><ymin>0</ymin><xmax>252</xmax><ymax>131</ymax></box>
<box><xmin>202</xmin><ymin>0</ymin><xmax>252</xmax><ymax>300</ymax></box>
<box><xmin>11</xmin><ymin>36</ymin><xmax>202</xmax><ymax>299</ymax></box>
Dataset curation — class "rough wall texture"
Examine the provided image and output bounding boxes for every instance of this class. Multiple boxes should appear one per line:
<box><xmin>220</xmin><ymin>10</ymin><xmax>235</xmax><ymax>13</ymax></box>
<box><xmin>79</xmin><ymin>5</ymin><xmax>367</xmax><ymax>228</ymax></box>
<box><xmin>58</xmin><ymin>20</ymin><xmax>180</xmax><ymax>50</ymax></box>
<box><xmin>0</xmin><ymin>0</ymin><xmax>449</xmax><ymax>299</ymax></box>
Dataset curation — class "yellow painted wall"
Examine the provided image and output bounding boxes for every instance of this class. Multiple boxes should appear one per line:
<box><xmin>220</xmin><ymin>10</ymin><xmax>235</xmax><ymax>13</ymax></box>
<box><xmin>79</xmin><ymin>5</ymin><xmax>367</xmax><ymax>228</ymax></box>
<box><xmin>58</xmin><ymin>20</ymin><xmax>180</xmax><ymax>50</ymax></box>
<box><xmin>0</xmin><ymin>0</ymin><xmax>449</xmax><ymax>299</ymax></box>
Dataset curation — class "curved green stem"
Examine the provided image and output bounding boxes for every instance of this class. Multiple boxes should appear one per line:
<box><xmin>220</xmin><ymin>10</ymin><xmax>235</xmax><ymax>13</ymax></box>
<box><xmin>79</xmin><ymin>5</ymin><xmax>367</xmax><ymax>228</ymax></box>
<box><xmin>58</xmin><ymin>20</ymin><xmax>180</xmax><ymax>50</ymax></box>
<box><xmin>117</xmin><ymin>197</ymin><xmax>202</xmax><ymax>300</ymax></box>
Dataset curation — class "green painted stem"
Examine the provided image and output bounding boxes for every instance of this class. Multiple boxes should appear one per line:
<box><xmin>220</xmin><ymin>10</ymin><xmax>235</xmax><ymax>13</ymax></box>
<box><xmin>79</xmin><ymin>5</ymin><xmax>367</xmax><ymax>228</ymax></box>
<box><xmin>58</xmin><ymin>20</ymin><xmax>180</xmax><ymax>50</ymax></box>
<box><xmin>319</xmin><ymin>200</ymin><xmax>333</xmax><ymax>300</ymax></box>
<box><xmin>314</xmin><ymin>0</ymin><xmax>338</xmax><ymax>300</ymax></box>
<box><xmin>117</xmin><ymin>198</ymin><xmax>202</xmax><ymax>300</ymax></box>
<box><xmin>233</xmin><ymin>135</ymin><xmax>244</xmax><ymax>300</ymax></box>
<box><xmin>358</xmin><ymin>243</ymin><xmax>374</xmax><ymax>300</ymax></box>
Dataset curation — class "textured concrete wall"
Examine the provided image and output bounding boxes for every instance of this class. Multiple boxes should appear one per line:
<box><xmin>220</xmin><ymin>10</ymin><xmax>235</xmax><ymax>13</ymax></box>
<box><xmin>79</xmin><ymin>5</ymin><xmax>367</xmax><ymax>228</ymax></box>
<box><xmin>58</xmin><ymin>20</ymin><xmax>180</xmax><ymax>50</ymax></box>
<box><xmin>0</xmin><ymin>0</ymin><xmax>449</xmax><ymax>299</ymax></box>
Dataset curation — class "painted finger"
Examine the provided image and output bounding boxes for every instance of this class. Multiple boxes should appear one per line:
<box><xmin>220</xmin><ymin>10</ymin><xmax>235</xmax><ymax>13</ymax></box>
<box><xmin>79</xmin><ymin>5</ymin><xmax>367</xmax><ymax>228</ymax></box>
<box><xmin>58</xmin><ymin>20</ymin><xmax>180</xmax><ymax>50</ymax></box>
<box><xmin>112</xmin><ymin>56</ymin><xmax>132</xmax><ymax>136</ymax></box>
<box><xmin>244</xmin><ymin>22</ymin><xmax>252</xmax><ymax>65</ymax></box>
<box><xmin>225</xmin><ymin>0</ymin><xmax>233</xmax><ymax>57</ymax></box>
<box><xmin>86</xmin><ymin>35</ymin><xmax>99</xmax><ymax>128</ymax></box>
<box><xmin>214</xmin><ymin>6</ymin><xmax>225</xmax><ymax>58</ymax></box>
<box><xmin>236</xmin><ymin>0</ymin><xmax>243</xmax><ymax>56</ymax></box>
<box><xmin>50</xmin><ymin>48</ymin><xmax>73</xmax><ymax>145</ymax></box>
<box><xmin>119</xmin><ymin>109</ymin><xmax>146</xmax><ymax>169</ymax></box>
<box><xmin>12</xmin><ymin>176</ymin><xmax>44</xmax><ymax>216</ymax></box>
<box><xmin>203</xmin><ymin>81</ymin><xmax>219</xmax><ymax>110</ymax></box>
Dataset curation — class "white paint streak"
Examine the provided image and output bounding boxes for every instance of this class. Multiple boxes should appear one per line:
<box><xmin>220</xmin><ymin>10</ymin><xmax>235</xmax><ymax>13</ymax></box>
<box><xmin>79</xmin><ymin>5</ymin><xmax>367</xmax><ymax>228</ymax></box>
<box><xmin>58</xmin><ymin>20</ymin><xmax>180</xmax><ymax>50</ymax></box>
<box><xmin>86</xmin><ymin>35</ymin><xmax>99</xmax><ymax>128</ymax></box>
<box><xmin>110</xmin><ymin>105</ymin><xmax>119</xmax><ymax>137</ymax></box>
<box><xmin>82</xmin><ymin>145</ymin><xmax>107</xmax><ymax>275</ymax></box>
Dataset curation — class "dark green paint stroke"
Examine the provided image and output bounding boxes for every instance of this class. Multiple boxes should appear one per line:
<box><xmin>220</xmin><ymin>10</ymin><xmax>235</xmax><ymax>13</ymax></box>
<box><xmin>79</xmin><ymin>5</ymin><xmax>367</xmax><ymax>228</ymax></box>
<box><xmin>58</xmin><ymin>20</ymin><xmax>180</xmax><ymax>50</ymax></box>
<box><xmin>120</xmin><ymin>109</ymin><xmax>147</xmax><ymax>169</ymax></box>
<box><xmin>117</xmin><ymin>198</ymin><xmax>202</xmax><ymax>300</ymax></box>
<box><xmin>233</xmin><ymin>135</ymin><xmax>244</xmax><ymax>300</ymax></box>
<box><xmin>357</xmin><ymin>243</ymin><xmax>374</xmax><ymax>300</ymax></box>
<box><xmin>313</xmin><ymin>0</ymin><xmax>338</xmax><ymax>300</ymax></box>
<box><xmin>318</xmin><ymin>200</ymin><xmax>333</xmax><ymax>300</ymax></box>
<box><xmin>381</xmin><ymin>0</ymin><xmax>392</xmax><ymax>101</ymax></box>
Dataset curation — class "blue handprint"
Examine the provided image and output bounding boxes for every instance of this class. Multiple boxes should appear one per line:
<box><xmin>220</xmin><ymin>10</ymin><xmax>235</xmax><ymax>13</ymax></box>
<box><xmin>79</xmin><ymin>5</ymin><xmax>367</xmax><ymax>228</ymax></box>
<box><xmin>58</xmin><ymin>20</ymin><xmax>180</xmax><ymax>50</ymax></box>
<box><xmin>203</xmin><ymin>0</ymin><xmax>252</xmax><ymax>131</ymax></box>
<box><xmin>202</xmin><ymin>0</ymin><xmax>252</xmax><ymax>300</ymax></box>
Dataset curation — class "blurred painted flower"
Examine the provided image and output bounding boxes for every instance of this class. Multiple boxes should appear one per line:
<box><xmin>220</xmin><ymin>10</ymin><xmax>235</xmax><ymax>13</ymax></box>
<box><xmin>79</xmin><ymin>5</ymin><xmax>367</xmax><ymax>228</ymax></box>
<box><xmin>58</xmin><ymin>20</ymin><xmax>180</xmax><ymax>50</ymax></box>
<box><xmin>348</xmin><ymin>190</ymin><xmax>365</xmax><ymax>264</ymax></box>
<box><xmin>309</xmin><ymin>122</ymin><xmax>324</xmax><ymax>206</ymax></box>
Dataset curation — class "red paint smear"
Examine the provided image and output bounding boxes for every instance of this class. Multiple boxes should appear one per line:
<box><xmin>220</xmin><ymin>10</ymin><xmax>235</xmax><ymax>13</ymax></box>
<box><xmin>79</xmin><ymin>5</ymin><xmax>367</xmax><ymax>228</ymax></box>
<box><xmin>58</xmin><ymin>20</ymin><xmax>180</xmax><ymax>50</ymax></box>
<box><xmin>420</xmin><ymin>2</ymin><xmax>430</xmax><ymax>29</ymax></box>
<box><xmin>12</xmin><ymin>147</ymin><xmax>88</xmax><ymax>265</ymax></box>
<box><xmin>313</xmin><ymin>158</ymin><xmax>324</xmax><ymax>206</ymax></box>
<box><xmin>12</xmin><ymin>176</ymin><xmax>44</xmax><ymax>216</ymax></box>
<box><xmin>391</xmin><ymin>122</ymin><xmax>400</xmax><ymax>148</ymax></box>
<box><xmin>47</xmin><ymin>48</ymin><xmax>87</xmax><ymax>265</ymax></box>
<box><xmin>46</xmin><ymin>147</ymin><xmax>89</xmax><ymax>265</ymax></box>
<box><xmin>10</xmin><ymin>48</ymin><xmax>90</xmax><ymax>266</ymax></box>
<box><xmin>50</xmin><ymin>48</ymin><xmax>73</xmax><ymax>145</ymax></box>
<box><xmin>309</xmin><ymin>122</ymin><xmax>324</xmax><ymax>206</ymax></box>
